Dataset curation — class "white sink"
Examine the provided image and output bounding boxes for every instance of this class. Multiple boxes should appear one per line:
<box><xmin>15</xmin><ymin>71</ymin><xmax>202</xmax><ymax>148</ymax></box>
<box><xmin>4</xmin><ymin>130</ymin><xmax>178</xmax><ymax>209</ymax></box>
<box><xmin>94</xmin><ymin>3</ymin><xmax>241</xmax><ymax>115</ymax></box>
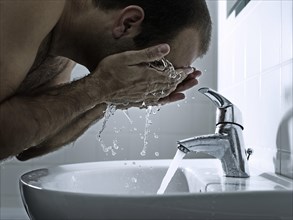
<box><xmin>20</xmin><ymin>159</ymin><xmax>293</xmax><ymax>220</ymax></box>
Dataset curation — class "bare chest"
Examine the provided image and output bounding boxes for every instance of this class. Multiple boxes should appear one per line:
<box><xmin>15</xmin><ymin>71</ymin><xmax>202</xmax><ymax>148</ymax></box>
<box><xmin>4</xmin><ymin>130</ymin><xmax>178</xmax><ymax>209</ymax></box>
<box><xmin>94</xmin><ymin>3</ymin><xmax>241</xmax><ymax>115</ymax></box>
<box><xmin>17</xmin><ymin>35</ymin><xmax>69</xmax><ymax>94</ymax></box>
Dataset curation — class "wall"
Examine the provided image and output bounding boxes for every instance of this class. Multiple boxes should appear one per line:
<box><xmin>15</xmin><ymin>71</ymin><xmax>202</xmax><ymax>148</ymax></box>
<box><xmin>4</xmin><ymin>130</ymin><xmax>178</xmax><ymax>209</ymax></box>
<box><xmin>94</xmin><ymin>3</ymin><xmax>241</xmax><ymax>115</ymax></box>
<box><xmin>0</xmin><ymin>1</ymin><xmax>218</xmax><ymax>219</ymax></box>
<box><xmin>218</xmin><ymin>0</ymin><xmax>292</xmax><ymax>178</ymax></box>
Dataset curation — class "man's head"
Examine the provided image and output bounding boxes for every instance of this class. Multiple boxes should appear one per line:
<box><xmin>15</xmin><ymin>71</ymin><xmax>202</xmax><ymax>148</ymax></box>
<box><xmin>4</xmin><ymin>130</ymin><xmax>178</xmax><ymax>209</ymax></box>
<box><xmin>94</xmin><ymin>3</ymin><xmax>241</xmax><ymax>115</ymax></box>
<box><xmin>55</xmin><ymin>0</ymin><xmax>212</xmax><ymax>70</ymax></box>
<box><xmin>95</xmin><ymin>0</ymin><xmax>212</xmax><ymax>56</ymax></box>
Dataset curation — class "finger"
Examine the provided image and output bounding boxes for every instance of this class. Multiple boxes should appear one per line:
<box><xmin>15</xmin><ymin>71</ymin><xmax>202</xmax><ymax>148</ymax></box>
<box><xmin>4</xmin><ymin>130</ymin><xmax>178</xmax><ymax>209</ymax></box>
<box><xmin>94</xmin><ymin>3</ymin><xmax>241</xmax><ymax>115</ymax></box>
<box><xmin>173</xmin><ymin>67</ymin><xmax>195</xmax><ymax>83</ymax></box>
<box><xmin>159</xmin><ymin>93</ymin><xmax>185</xmax><ymax>105</ymax></box>
<box><xmin>123</xmin><ymin>44</ymin><xmax>170</xmax><ymax>65</ymax></box>
<box><xmin>178</xmin><ymin>68</ymin><xmax>201</xmax><ymax>80</ymax></box>
<box><xmin>173</xmin><ymin>78</ymin><xmax>199</xmax><ymax>93</ymax></box>
<box><xmin>173</xmin><ymin>69</ymin><xmax>201</xmax><ymax>93</ymax></box>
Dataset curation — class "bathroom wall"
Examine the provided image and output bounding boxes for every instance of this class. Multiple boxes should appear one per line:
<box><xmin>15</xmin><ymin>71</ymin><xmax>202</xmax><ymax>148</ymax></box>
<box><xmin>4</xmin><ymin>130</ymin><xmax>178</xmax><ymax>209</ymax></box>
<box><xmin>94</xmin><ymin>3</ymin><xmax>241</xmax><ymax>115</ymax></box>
<box><xmin>218</xmin><ymin>0</ymin><xmax>292</xmax><ymax>178</ymax></box>
<box><xmin>0</xmin><ymin>1</ymin><xmax>218</xmax><ymax>219</ymax></box>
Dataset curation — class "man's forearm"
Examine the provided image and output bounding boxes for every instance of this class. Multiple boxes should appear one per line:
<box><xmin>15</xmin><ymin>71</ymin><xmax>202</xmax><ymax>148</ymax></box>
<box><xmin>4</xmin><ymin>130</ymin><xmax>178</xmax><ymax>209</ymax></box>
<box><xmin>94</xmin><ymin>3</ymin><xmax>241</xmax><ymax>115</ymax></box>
<box><xmin>0</xmin><ymin>74</ymin><xmax>103</xmax><ymax>159</ymax></box>
<box><xmin>16</xmin><ymin>103</ymin><xmax>107</xmax><ymax>160</ymax></box>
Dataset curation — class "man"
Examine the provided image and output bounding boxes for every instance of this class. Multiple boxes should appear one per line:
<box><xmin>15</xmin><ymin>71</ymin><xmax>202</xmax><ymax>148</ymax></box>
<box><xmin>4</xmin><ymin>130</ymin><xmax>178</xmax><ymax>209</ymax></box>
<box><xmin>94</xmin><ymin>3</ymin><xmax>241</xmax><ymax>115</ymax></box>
<box><xmin>0</xmin><ymin>0</ymin><xmax>212</xmax><ymax>160</ymax></box>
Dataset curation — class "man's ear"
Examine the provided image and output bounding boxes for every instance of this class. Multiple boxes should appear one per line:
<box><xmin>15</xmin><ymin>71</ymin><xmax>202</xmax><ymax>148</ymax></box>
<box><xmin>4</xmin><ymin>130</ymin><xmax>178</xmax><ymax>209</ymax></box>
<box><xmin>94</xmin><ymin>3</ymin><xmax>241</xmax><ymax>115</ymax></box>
<box><xmin>112</xmin><ymin>6</ymin><xmax>144</xmax><ymax>39</ymax></box>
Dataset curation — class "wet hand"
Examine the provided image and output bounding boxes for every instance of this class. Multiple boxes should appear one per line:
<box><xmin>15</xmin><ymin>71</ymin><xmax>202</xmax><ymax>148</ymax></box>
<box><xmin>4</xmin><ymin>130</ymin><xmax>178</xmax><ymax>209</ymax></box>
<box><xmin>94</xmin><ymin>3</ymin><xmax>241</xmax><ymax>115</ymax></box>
<box><xmin>116</xmin><ymin>68</ymin><xmax>201</xmax><ymax>109</ymax></box>
<box><xmin>89</xmin><ymin>44</ymin><xmax>194</xmax><ymax>105</ymax></box>
<box><xmin>159</xmin><ymin>68</ymin><xmax>202</xmax><ymax>104</ymax></box>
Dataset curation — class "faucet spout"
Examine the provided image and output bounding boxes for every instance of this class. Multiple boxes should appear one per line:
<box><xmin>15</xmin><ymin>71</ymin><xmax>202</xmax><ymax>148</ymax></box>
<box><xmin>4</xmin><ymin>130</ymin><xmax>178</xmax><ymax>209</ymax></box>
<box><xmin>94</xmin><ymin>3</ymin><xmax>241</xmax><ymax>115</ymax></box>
<box><xmin>177</xmin><ymin>134</ymin><xmax>229</xmax><ymax>159</ymax></box>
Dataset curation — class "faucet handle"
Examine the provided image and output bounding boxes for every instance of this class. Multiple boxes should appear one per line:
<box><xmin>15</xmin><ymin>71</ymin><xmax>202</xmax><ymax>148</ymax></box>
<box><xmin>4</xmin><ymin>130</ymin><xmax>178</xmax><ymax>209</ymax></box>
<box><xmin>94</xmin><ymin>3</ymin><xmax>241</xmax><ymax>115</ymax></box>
<box><xmin>198</xmin><ymin>87</ymin><xmax>243</xmax><ymax>128</ymax></box>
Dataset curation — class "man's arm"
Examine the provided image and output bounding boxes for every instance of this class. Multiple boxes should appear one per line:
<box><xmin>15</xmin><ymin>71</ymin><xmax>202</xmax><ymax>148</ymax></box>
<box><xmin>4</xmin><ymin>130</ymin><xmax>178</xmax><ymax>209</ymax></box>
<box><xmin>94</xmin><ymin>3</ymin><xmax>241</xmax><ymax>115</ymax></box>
<box><xmin>0</xmin><ymin>72</ymin><xmax>107</xmax><ymax>160</ymax></box>
<box><xmin>16</xmin><ymin>103</ymin><xmax>107</xmax><ymax>160</ymax></box>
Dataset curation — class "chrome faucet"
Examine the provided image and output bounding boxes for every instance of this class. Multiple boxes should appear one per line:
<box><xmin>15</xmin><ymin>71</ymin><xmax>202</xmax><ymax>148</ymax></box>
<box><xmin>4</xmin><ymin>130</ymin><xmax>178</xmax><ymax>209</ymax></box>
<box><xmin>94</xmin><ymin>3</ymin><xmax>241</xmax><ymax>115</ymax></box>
<box><xmin>177</xmin><ymin>88</ymin><xmax>250</xmax><ymax>178</ymax></box>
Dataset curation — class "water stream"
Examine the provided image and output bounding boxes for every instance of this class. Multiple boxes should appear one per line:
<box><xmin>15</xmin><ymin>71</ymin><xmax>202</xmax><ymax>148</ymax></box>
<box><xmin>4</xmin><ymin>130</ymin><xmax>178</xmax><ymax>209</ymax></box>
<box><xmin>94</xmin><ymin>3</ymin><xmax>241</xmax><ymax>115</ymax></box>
<box><xmin>157</xmin><ymin>149</ymin><xmax>186</xmax><ymax>194</ymax></box>
<box><xmin>97</xmin><ymin>104</ymin><xmax>117</xmax><ymax>155</ymax></box>
<box><xmin>140</xmin><ymin>106</ymin><xmax>153</xmax><ymax>156</ymax></box>
<box><xmin>97</xmin><ymin>104</ymin><xmax>117</xmax><ymax>141</ymax></box>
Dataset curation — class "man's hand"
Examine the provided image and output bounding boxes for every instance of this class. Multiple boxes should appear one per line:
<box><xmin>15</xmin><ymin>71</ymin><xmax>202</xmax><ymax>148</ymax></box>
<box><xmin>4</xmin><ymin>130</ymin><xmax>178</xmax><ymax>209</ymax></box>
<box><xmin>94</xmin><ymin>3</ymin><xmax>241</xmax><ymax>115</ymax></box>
<box><xmin>159</xmin><ymin>68</ymin><xmax>202</xmax><ymax>104</ymax></box>
<box><xmin>117</xmin><ymin>68</ymin><xmax>201</xmax><ymax>110</ymax></box>
<box><xmin>87</xmin><ymin>44</ymin><xmax>194</xmax><ymax>105</ymax></box>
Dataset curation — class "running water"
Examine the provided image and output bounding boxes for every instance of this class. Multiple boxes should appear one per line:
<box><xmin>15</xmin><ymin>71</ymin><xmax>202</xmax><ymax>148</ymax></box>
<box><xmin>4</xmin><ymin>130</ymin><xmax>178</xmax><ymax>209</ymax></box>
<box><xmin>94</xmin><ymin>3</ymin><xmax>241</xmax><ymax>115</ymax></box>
<box><xmin>157</xmin><ymin>149</ymin><xmax>186</xmax><ymax>195</ymax></box>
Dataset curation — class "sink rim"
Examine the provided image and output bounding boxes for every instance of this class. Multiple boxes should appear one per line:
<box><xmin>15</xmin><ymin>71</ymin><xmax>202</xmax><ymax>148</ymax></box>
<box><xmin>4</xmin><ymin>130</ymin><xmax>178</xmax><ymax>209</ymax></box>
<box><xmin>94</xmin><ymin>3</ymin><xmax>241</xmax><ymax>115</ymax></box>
<box><xmin>19</xmin><ymin>159</ymin><xmax>293</xmax><ymax>197</ymax></box>
<box><xmin>19</xmin><ymin>159</ymin><xmax>293</xmax><ymax>220</ymax></box>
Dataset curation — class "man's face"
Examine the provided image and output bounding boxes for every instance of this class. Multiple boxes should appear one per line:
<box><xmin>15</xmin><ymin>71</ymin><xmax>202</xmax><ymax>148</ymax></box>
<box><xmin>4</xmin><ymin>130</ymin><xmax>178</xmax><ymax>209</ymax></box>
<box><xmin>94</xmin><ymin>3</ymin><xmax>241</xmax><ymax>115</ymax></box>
<box><xmin>165</xmin><ymin>28</ymin><xmax>200</xmax><ymax>70</ymax></box>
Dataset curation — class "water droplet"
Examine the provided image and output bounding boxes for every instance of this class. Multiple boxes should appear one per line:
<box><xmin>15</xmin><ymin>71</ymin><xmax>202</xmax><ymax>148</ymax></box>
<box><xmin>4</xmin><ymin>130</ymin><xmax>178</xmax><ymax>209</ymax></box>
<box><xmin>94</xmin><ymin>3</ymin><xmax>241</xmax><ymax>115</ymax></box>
<box><xmin>111</xmin><ymin>150</ymin><xmax>117</xmax><ymax>156</ymax></box>
<box><xmin>155</xmin><ymin>152</ymin><xmax>160</xmax><ymax>157</ymax></box>
<box><xmin>141</xmin><ymin>101</ymin><xmax>146</xmax><ymax>108</ymax></box>
<box><xmin>140</xmin><ymin>151</ymin><xmax>146</xmax><ymax>156</ymax></box>
<box><xmin>113</xmin><ymin>140</ymin><xmax>119</xmax><ymax>150</ymax></box>
<box><xmin>132</xmin><ymin>162</ymin><xmax>136</xmax><ymax>165</ymax></box>
<box><xmin>123</xmin><ymin>110</ymin><xmax>133</xmax><ymax>124</ymax></box>
<box><xmin>153</xmin><ymin>133</ymin><xmax>159</xmax><ymax>139</ymax></box>
<box><xmin>177</xmin><ymin>104</ymin><xmax>180</xmax><ymax>108</ymax></box>
<box><xmin>131</xmin><ymin>177</ymin><xmax>137</xmax><ymax>183</ymax></box>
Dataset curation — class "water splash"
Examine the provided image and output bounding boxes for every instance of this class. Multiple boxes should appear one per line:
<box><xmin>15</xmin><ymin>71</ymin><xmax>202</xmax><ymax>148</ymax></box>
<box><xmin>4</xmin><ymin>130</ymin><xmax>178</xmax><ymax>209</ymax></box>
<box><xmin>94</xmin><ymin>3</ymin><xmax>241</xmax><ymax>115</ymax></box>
<box><xmin>97</xmin><ymin>104</ymin><xmax>117</xmax><ymax>155</ymax></box>
<box><xmin>113</xmin><ymin>139</ymin><xmax>119</xmax><ymax>150</ymax></box>
<box><xmin>97</xmin><ymin>104</ymin><xmax>116</xmax><ymax>141</ymax></box>
<box><xmin>114</xmin><ymin>126</ymin><xmax>126</xmax><ymax>134</ymax></box>
<box><xmin>123</xmin><ymin>110</ymin><xmax>133</xmax><ymax>124</ymax></box>
<box><xmin>157</xmin><ymin>149</ymin><xmax>186</xmax><ymax>194</ymax></box>
<box><xmin>131</xmin><ymin>177</ymin><xmax>137</xmax><ymax>183</ymax></box>
<box><xmin>151</xmin><ymin>104</ymin><xmax>162</xmax><ymax>115</ymax></box>
<box><xmin>99</xmin><ymin>141</ymin><xmax>117</xmax><ymax>156</ymax></box>
<box><xmin>140</xmin><ymin>106</ymin><xmax>153</xmax><ymax>156</ymax></box>
<box><xmin>153</xmin><ymin>133</ymin><xmax>159</xmax><ymax>139</ymax></box>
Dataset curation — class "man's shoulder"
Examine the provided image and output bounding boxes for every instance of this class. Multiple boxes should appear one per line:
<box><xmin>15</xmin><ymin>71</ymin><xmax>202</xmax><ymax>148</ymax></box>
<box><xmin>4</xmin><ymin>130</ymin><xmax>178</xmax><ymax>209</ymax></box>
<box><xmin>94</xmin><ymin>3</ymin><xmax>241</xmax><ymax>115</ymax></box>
<box><xmin>1</xmin><ymin>0</ymin><xmax>66</xmax><ymax>43</ymax></box>
<box><xmin>0</xmin><ymin>0</ymin><xmax>66</xmax><ymax>102</ymax></box>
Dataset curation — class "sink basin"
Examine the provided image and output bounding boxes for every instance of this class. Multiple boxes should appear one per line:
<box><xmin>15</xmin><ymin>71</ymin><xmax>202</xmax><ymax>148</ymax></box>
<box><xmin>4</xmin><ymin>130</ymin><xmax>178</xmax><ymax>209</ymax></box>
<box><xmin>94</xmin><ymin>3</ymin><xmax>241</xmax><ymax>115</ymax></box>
<box><xmin>20</xmin><ymin>159</ymin><xmax>293</xmax><ymax>220</ymax></box>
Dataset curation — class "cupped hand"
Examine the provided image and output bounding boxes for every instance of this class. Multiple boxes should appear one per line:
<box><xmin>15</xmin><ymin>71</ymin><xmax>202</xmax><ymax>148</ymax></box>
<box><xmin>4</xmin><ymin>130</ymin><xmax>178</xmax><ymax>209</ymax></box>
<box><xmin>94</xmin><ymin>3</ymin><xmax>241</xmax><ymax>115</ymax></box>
<box><xmin>90</xmin><ymin>44</ymin><xmax>194</xmax><ymax>105</ymax></box>
<box><xmin>159</xmin><ymin>68</ymin><xmax>202</xmax><ymax>104</ymax></box>
<box><xmin>116</xmin><ymin>68</ymin><xmax>202</xmax><ymax>110</ymax></box>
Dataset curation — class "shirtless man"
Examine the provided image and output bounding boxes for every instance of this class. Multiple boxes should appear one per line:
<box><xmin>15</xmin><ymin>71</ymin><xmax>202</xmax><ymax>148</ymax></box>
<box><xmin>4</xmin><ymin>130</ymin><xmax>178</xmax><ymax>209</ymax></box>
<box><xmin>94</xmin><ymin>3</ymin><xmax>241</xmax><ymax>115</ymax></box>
<box><xmin>0</xmin><ymin>0</ymin><xmax>212</xmax><ymax>161</ymax></box>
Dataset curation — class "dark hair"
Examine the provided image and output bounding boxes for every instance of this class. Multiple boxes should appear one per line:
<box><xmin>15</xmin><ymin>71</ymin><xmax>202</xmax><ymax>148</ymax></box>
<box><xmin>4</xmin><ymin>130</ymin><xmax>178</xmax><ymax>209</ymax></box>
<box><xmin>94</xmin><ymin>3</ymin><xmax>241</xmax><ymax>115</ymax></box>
<box><xmin>94</xmin><ymin>0</ymin><xmax>212</xmax><ymax>57</ymax></box>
